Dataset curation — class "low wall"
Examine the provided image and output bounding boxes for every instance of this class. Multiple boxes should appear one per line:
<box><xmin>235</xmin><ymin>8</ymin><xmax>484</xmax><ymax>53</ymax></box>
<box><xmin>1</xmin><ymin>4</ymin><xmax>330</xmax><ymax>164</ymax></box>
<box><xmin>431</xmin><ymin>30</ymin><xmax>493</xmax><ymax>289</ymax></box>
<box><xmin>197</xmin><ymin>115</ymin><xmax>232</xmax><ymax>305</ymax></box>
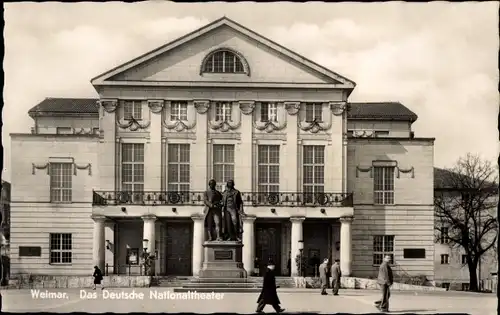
<box><xmin>6</xmin><ymin>275</ymin><xmax>151</xmax><ymax>289</ymax></box>
<box><xmin>293</xmin><ymin>277</ymin><xmax>447</xmax><ymax>292</ymax></box>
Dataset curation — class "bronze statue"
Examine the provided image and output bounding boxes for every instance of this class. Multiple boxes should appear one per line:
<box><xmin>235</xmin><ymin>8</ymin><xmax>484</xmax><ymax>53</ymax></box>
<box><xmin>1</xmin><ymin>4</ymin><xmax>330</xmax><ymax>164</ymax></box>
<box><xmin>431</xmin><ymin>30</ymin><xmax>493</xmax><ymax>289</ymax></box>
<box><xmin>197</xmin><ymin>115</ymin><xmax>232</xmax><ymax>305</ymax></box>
<box><xmin>221</xmin><ymin>179</ymin><xmax>244</xmax><ymax>242</ymax></box>
<box><xmin>203</xmin><ymin>179</ymin><xmax>223</xmax><ymax>241</ymax></box>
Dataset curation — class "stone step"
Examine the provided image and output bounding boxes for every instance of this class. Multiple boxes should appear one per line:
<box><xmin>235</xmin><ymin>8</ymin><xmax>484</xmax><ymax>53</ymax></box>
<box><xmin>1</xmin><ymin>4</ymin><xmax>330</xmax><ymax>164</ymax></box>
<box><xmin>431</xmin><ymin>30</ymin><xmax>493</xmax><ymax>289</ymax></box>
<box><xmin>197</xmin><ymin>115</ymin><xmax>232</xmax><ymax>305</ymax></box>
<box><xmin>174</xmin><ymin>287</ymin><xmax>261</xmax><ymax>293</ymax></box>
<box><xmin>182</xmin><ymin>282</ymin><xmax>261</xmax><ymax>288</ymax></box>
<box><xmin>190</xmin><ymin>278</ymin><xmax>257</xmax><ymax>283</ymax></box>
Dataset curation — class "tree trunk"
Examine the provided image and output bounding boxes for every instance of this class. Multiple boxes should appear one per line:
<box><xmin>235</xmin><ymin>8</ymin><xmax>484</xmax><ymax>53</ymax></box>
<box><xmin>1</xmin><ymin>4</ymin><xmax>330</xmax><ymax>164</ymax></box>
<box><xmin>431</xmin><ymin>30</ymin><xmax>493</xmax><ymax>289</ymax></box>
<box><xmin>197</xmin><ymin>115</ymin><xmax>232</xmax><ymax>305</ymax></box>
<box><xmin>468</xmin><ymin>261</ymin><xmax>479</xmax><ymax>291</ymax></box>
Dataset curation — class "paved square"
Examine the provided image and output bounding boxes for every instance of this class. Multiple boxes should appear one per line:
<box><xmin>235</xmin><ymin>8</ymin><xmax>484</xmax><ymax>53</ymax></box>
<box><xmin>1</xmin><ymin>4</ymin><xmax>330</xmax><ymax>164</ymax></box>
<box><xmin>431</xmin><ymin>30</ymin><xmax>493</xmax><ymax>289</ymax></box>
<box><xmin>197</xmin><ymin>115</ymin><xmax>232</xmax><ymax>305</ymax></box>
<box><xmin>1</xmin><ymin>288</ymin><xmax>497</xmax><ymax>314</ymax></box>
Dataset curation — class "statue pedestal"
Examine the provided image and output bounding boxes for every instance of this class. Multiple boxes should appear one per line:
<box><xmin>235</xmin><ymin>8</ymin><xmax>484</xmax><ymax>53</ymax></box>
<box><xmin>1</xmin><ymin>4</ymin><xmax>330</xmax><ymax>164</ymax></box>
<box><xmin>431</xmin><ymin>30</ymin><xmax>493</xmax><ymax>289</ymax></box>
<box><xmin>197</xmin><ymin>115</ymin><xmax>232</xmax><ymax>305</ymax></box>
<box><xmin>199</xmin><ymin>241</ymin><xmax>246</xmax><ymax>278</ymax></box>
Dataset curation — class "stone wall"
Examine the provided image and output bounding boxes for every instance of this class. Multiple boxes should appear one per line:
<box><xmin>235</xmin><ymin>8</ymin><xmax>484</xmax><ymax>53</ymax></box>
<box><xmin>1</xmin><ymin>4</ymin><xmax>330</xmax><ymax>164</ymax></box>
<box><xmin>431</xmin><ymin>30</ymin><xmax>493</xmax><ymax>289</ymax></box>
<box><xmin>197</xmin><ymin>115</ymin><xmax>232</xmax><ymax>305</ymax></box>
<box><xmin>6</xmin><ymin>275</ymin><xmax>150</xmax><ymax>289</ymax></box>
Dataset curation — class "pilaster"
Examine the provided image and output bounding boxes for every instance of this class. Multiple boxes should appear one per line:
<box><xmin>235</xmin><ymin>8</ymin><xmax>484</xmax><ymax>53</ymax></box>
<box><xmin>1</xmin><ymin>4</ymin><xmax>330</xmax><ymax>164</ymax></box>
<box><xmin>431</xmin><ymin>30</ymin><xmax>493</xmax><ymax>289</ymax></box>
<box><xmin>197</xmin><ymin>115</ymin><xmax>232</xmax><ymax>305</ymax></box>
<box><xmin>98</xmin><ymin>99</ymin><xmax>117</xmax><ymax>191</ymax></box>
<box><xmin>145</xmin><ymin>100</ymin><xmax>163</xmax><ymax>191</ymax></box>
<box><xmin>235</xmin><ymin>101</ymin><xmax>255</xmax><ymax>192</ymax></box>
<box><xmin>92</xmin><ymin>214</ymin><xmax>107</xmax><ymax>271</ymax></box>
<box><xmin>284</xmin><ymin>102</ymin><xmax>300</xmax><ymax>191</ymax></box>
<box><xmin>192</xmin><ymin>100</ymin><xmax>209</xmax><ymax>191</ymax></box>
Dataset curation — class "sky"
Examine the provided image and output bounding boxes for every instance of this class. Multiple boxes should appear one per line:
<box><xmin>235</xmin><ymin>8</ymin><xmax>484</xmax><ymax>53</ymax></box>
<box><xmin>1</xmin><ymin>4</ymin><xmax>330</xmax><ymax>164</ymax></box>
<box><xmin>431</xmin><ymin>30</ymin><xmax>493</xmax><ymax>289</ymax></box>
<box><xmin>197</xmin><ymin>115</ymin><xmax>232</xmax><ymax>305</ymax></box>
<box><xmin>2</xmin><ymin>2</ymin><xmax>499</xmax><ymax>182</ymax></box>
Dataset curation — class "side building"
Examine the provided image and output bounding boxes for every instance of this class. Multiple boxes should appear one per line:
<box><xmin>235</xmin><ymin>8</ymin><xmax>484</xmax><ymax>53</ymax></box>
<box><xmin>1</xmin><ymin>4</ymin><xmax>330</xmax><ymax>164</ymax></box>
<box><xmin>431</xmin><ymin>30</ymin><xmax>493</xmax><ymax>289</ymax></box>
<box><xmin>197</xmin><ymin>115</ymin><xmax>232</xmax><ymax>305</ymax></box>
<box><xmin>9</xmin><ymin>17</ymin><xmax>435</xmax><ymax>282</ymax></box>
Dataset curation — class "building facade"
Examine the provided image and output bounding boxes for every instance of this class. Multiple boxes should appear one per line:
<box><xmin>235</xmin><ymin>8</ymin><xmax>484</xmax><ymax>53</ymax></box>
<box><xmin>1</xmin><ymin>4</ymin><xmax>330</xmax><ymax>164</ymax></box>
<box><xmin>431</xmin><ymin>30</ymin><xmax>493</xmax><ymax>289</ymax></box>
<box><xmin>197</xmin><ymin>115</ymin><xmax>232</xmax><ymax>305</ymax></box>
<box><xmin>9</xmin><ymin>17</ymin><xmax>435</xmax><ymax>280</ymax></box>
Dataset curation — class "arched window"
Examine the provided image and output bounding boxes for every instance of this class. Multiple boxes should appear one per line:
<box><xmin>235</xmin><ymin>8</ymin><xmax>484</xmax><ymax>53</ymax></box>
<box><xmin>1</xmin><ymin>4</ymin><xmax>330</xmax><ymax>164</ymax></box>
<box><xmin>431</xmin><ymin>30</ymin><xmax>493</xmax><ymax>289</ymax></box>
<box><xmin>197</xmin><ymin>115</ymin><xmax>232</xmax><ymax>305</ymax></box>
<box><xmin>202</xmin><ymin>50</ymin><xmax>246</xmax><ymax>74</ymax></box>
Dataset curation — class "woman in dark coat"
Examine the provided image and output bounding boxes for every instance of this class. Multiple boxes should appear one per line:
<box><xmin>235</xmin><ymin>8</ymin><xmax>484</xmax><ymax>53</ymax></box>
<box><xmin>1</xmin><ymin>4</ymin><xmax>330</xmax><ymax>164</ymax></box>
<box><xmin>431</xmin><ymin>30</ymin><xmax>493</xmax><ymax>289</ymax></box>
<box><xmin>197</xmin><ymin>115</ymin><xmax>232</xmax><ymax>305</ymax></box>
<box><xmin>93</xmin><ymin>266</ymin><xmax>104</xmax><ymax>290</ymax></box>
<box><xmin>256</xmin><ymin>260</ymin><xmax>285</xmax><ymax>313</ymax></box>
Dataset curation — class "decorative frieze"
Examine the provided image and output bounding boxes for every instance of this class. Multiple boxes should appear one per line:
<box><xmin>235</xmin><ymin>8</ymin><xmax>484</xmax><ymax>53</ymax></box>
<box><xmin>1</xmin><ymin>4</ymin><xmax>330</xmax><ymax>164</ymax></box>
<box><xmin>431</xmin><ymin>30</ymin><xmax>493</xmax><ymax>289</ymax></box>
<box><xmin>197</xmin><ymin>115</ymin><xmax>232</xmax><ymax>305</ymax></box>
<box><xmin>163</xmin><ymin>101</ymin><xmax>196</xmax><ymax>132</ymax></box>
<box><xmin>74</xmin><ymin>163</ymin><xmax>92</xmax><ymax>176</ymax></box>
<box><xmin>356</xmin><ymin>166</ymin><xmax>373</xmax><ymax>178</ymax></box>
<box><xmin>208</xmin><ymin>101</ymin><xmax>241</xmax><ymax>132</ymax></box>
<box><xmin>330</xmin><ymin>101</ymin><xmax>349</xmax><ymax>116</ymax></box>
<box><xmin>116</xmin><ymin>117</ymin><xmax>151</xmax><ymax>131</ymax></box>
<box><xmin>239</xmin><ymin>101</ymin><xmax>256</xmax><ymax>115</ymax></box>
<box><xmin>32</xmin><ymin>162</ymin><xmax>92</xmax><ymax>176</ymax></box>
<box><xmin>253</xmin><ymin>102</ymin><xmax>287</xmax><ymax>133</ymax></box>
<box><xmin>298</xmin><ymin>103</ymin><xmax>332</xmax><ymax>133</ymax></box>
<box><xmin>194</xmin><ymin>100</ymin><xmax>210</xmax><ymax>114</ymax></box>
<box><xmin>98</xmin><ymin>99</ymin><xmax>118</xmax><ymax>113</ymax></box>
<box><xmin>397</xmin><ymin>166</ymin><xmax>415</xmax><ymax>178</ymax></box>
<box><xmin>284</xmin><ymin>101</ymin><xmax>301</xmax><ymax>115</ymax></box>
<box><xmin>32</xmin><ymin>163</ymin><xmax>49</xmax><ymax>175</ymax></box>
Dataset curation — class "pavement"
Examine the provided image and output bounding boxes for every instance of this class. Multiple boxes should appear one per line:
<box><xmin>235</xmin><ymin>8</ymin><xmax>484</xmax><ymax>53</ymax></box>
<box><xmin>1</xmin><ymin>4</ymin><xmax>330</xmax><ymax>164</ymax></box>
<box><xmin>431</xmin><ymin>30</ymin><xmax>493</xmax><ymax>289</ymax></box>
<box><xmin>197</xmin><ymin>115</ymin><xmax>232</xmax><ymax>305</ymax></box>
<box><xmin>1</xmin><ymin>288</ymin><xmax>497</xmax><ymax>314</ymax></box>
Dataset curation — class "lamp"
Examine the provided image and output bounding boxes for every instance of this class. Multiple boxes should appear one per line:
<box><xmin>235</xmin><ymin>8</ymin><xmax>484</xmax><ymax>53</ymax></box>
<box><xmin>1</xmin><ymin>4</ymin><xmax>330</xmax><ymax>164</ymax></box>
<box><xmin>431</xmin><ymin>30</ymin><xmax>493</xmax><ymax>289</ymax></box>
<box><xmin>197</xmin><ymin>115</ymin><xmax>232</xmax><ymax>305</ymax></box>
<box><xmin>142</xmin><ymin>239</ymin><xmax>149</xmax><ymax>252</ymax></box>
<box><xmin>141</xmin><ymin>239</ymin><xmax>156</xmax><ymax>277</ymax></box>
<box><xmin>298</xmin><ymin>240</ymin><xmax>304</xmax><ymax>277</ymax></box>
<box><xmin>106</xmin><ymin>240</ymin><xmax>111</xmax><ymax>250</ymax></box>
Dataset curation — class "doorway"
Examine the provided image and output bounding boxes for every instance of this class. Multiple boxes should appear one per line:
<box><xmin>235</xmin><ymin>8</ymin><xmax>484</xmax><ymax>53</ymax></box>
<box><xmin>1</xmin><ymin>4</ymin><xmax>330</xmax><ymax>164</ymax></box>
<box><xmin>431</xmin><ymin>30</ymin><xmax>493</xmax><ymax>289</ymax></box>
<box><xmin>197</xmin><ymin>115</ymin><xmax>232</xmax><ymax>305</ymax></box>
<box><xmin>165</xmin><ymin>221</ymin><xmax>192</xmax><ymax>276</ymax></box>
<box><xmin>255</xmin><ymin>222</ymin><xmax>282</xmax><ymax>276</ymax></box>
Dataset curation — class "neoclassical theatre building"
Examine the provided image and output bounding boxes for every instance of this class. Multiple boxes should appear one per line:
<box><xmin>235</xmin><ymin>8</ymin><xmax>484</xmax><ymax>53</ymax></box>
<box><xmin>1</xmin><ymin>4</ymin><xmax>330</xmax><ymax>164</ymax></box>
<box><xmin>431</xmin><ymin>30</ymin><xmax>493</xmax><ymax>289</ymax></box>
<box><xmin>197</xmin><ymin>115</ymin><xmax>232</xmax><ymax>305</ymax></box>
<box><xmin>10</xmin><ymin>17</ymin><xmax>435</xmax><ymax>280</ymax></box>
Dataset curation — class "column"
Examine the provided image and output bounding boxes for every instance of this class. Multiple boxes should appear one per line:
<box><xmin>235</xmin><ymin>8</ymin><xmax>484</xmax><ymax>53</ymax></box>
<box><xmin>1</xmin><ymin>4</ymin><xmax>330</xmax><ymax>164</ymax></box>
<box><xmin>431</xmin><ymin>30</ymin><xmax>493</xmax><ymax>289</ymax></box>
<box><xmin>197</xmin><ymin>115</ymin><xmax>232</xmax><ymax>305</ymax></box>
<box><xmin>142</xmin><ymin>214</ymin><xmax>157</xmax><ymax>274</ymax></box>
<box><xmin>92</xmin><ymin>214</ymin><xmax>106</xmax><ymax>271</ymax></box>
<box><xmin>104</xmin><ymin>221</ymin><xmax>116</xmax><ymax>274</ymax></box>
<box><xmin>340</xmin><ymin>216</ymin><xmax>353</xmax><ymax>276</ymax></box>
<box><xmin>145</xmin><ymin>100</ymin><xmax>164</xmax><ymax>191</ymax></box>
<box><xmin>290</xmin><ymin>216</ymin><xmax>305</xmax><ymax>276</ymax></box>
<box><xmin>191</xmin><ymin>214</ymin><xmax>205</xmax><ymax>277</ymax></box>
<box><xmin>242</xmin><ymin>215</ymin><xmax>257</xmax><ymax>275</ymax></box>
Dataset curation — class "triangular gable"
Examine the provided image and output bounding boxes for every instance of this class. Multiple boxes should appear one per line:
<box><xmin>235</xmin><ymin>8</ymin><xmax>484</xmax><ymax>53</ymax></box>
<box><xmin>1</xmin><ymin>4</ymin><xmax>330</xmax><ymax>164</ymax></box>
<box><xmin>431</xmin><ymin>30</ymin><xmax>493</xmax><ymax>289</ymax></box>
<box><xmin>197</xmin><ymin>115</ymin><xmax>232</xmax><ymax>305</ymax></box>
<box><xmin>91</xmin><ymin>17</ymin><xmax>356</xmax><ymax>88</ymax></box>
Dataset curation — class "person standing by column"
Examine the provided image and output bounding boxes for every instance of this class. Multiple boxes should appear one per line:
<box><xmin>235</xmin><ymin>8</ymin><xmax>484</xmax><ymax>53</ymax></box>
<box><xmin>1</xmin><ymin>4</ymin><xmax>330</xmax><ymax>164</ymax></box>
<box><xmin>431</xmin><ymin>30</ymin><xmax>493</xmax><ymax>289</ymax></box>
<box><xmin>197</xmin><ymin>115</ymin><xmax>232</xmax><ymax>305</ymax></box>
<box><xmin>375</xmin><ymin>255</ymin><xmax>393</xmax><ymax>312</ymax></box>
<box><xmin>319</xmin><ymin>258</ymin><xmax>329</xmax><ymax>295</ymax></box>
<box><xmin>331</xmin><ymin>259</ymin><xmax>341</xmax><ymax>295</ymax></box>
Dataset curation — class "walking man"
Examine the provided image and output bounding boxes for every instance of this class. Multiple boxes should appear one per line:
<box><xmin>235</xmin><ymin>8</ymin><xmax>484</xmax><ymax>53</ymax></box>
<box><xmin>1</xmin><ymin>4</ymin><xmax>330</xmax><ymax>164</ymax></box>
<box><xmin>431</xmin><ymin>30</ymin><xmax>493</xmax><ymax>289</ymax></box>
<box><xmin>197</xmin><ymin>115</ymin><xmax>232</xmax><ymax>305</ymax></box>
<box><xmin>331</xmin><ymin>259</ymin><xmax>341</xmax><ymax>295</ymax></box>
<box><xmin>319</xmin><ymin>258</ymin><xmax>329</xmax><ymax>295</ymax></box>
<box><xmin>374</xmin><ymin>255</ymin><xmax>393</xmax><ymax>312</ymax></box>
<box><xmin>256</xmin><ymin>260</ymin><xmax>285</xmax><ymax>313</ymax></box>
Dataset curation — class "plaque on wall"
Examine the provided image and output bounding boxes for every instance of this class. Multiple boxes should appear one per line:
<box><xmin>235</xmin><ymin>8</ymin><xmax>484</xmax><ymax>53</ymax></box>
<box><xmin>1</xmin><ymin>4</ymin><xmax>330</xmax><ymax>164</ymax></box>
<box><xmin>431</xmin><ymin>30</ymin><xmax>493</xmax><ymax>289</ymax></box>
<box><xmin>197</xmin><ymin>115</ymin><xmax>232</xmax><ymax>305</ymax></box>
<box><xmin>403</xmin><ymin>248</ymin><xmax>426</xmax><ymax>259</ymax></box>
<box><xmin>126</xmin><ymin>248</ymin><xmax>139</xmax><ymax>265</ymax></box>
<box><xmin>19</xmin><ymin>246</ymin><xmax>42</xmax><ymax>257</ymax></box>
<box><xmin>214</xmin><ymin>250</ymin><xmax>233</xmax><ymax>260</ymax></box>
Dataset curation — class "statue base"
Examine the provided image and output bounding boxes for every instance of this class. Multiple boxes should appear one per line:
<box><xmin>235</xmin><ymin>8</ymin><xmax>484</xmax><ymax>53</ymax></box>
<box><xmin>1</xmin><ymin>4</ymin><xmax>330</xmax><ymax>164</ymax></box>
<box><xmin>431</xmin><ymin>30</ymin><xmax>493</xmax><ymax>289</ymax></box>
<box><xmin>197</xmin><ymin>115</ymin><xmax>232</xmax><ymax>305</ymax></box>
<box><xmin>199</xmin><ymin>241</ymin><xmax>246</xmax><ymax>278</ymax></box>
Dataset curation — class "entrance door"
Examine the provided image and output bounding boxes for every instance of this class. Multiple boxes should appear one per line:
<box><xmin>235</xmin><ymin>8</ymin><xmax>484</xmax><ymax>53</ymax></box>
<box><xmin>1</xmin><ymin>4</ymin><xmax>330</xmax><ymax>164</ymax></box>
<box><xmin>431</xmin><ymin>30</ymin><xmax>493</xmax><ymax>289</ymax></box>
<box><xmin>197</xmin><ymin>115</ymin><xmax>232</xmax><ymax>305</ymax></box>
<box><xmin>256</xmin><ymin>223</ymin><xmax>282</xmax><ymax>276</ymax></box>
<box><xmin>166</xmin><ymin>221</ymin><xmax>192</xmax><ymax>276</ymax></box>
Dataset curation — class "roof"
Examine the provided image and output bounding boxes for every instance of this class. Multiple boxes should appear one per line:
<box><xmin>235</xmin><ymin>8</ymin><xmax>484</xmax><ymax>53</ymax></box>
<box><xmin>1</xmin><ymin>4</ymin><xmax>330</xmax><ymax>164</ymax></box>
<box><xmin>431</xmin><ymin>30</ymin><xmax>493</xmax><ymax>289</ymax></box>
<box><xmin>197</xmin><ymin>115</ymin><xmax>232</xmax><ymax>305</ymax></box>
<box><xmin>348</xmin><ymin>102</ymin><xmax>418</xmax><ymax>122</ymax></box>
<box><xmin>28</xmin><ymin>98</ymin><xmax>99</xmax><ymax>117</ymax></box>
<box><xmin>90</xmin><ymin>16</ymin><xmax>355</xmax><ymax>89</ymax></box>
<box><xmin>28</xmin><ymin>98</ymin><xmax>420</xmax><ymax>122</ymax></box>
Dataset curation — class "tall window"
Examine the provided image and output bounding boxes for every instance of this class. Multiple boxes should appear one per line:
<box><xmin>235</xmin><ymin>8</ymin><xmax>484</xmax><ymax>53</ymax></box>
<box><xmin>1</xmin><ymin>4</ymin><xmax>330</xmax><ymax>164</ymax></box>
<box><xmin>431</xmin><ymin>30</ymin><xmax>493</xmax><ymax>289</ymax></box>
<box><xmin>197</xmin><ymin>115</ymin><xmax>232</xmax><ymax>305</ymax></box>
<box><xmin>203</xmin><ymin>50</ymin><xmax>245</xmax><ymax>73</ymax></box>
<box><xmin>258</xmin><ymin>145</ymin><xmax>280</xmax><ymax>194</ymax></box>
<box><xmin>373</xmin><ymin>167</ymin><xmax>395</xmax><ymax>205</ymax></box>
<box><xmin>373</xmin><ymin>235</ymin><xmax>395</xmax><ymax>265</ymax></box>
<box><xmin>167</xmin><ymin>144</ymin><xmax>190</xmax><ymax>192</ymax></box>
<box><xmin>215</xmin><ymin>102</ymin><xmax>232</xmax><ymax>122</ymax></box>
<box><xmin>440</xmin><ymin>227</ymin><xmax>450</xmax><ymax>244</ymax></box>
<box><xmin>440</xmin><ymin>254</ymin><xmax>449</xmax><ymax>264</ymax></box>
<box><xmin>305</xmin><ymin>103</ymin><xmax>323</xmax><ymax>122</ymax></box>
<box><xmin>50</xmin><ymin>233</ymin><xmax>72</xmax><ymax>264</ymax></box>
<box><xmin>122</xmin><ymin>144</ymin><xmax>144</xmax><ymax>194</ymax></box>
<box><xmin>170</xmin><ymin>102</ymin><xmax>188</xmax><ymax>121</ymax></box>
<box><xmin>213</xmin><ymin>144</ymin><xmax>235</xmax><ymax>192</ymax></box>
<box><xmin>123</xmin><ymin>101</ymin><xmax>142</xmax><ymax>120</ymax></box>
<box><xmin>260</xmin><ymin>103</ymin><xmax>278</xmax><ymax>122</ymax></box>
<box><xmin>50</xmin><ymin>163</ymin><xmax>72</xmax><ymax>203</ymax></box>
<box><xmin>303</xmin><ymin>146</ymin><xmax>325</xmax><ymax>204</ymax></box>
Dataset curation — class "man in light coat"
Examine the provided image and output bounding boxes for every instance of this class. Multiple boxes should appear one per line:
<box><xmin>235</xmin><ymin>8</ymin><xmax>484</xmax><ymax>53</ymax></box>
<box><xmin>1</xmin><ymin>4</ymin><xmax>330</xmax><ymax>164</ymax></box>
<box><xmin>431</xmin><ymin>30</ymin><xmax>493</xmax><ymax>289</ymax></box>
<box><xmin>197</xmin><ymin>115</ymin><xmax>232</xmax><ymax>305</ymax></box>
<box><xmin>331</xmin><ymin>259</ymin><xmax>341</xmax><ymax>295</ymax></box>
<box><xmin>374</xmin><ymin>255</ymin><xmax>393</xmax><ymax>312</ymax></box>
<box><xmin>319</xmin><ymin>258</ymin><xmax>329</xmax><ymax>295</ymax></box>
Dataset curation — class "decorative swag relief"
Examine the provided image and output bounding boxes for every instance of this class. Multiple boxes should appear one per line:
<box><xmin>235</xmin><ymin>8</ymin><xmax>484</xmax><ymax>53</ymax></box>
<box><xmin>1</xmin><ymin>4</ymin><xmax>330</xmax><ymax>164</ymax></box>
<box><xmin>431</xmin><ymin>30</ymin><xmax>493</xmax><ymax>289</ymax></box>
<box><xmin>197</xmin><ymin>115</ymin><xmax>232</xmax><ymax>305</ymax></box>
<box><xmin>298</xmin><ymin>102</ymin><xmax>332</xmax><ymax>133</ymax></box>
<box><xmin>356</xmin><ymin>161</ymin><xmax>415</xmax><ymax>178</ymax></box>
<box><xmin>32</xmin><ymin>163</ymin><xmax>92</xmax><ymax>175</ymax></box>
<box><xmin>252</xmin><ymin>102</ymin><xmax>287</xmax><ymax>133</ymax></box>
<box><xmin>208</xmin><ymin>101</ymin><xmax>242</xmax><ymax>132</ymax></box>
<box><xmin>162</xmin><ymin>100</ymin><xmax>197</xmax><ymax>132</ymax></box>
<box><xmin>116</xmin><ymin>100</ymin><xmax>150</xmax><ymax>131</ymax></box>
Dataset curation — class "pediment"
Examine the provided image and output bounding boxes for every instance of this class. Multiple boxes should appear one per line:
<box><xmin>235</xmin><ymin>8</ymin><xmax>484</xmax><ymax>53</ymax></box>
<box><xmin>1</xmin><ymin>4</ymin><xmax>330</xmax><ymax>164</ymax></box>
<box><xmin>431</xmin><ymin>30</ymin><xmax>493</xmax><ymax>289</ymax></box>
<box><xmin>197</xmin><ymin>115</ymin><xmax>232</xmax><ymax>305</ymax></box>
<box><xmin>92</xmin><ymin>17</ymin><xmax>355</xmax><ymax>88</ymax></box>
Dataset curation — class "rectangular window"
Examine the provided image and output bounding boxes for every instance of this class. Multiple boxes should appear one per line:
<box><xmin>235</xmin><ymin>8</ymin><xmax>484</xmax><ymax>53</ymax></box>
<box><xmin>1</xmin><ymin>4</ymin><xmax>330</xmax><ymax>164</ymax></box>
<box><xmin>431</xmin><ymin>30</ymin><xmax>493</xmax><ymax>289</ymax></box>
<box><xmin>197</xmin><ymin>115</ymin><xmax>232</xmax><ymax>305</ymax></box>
<box><xmin>373</xmin><ymin>235</ymin><xmax>395</xmax><ymax>265</ymax></box>
<box><xmin>167</xmin><ymin>144</ymin><xmax>190</xmax><ymax>192</ymax></box>
<box><xmin>56</xmin><ymin>127</ymin><xmax>72</xmax><ymax>134</ymax></box>
<box><xmin>403</xmin><ymin>248</ymin><xmax>426</xmax><ymax>259</ymax></box>
<box><xmin>121</xmin><ymin>144</ymin><xmax>144</xmax><ymax>200</ymax></box>
<box><xmin>50</xmin><ymin>163</ymin><xmax>72</xmax><ymax>203</ymax></box>
<box><xmin>214</xmin><ymin>102</ymin><xmax>232</xmax><ymax>122</ymax></box>
<box><xmin>440</xmin><ymin>227</ymin><xmax>450</xmax><ymax>244</ymax></box>
<box><xmin>302</xmin><ymin>146</ymin><xmax>325</xmax><ymax>204</ymax></box>
<box><xmin>260</xmin><ymin>103</ymin><xmax>278</xmax><ymax>122</ymax></box>
<box><xmin>170</xmin><ymin>101</ymin><xmax>188</xmax><ymax>121</ymax></box>
<box><xmin>440</xmin><ymin>254</ymin><xmax>449</xmax><ymax>264</ymax></box>
<box><xmin>123</xmin><ymin>101</ymin><xmax>142</xmax><ymax>120</ymax></box>
<box><xmin>19</xmin><ymin>246</ymin><xmax>42</xmax><ymax>257</ymax></box>
<box><xmin>373</xmin><ymin>166</ymin><xmax>395</xmax><ymax>205</ymax></box>
<box><xmin>305</xmin><ymin>103</ymin><xmax>323</xmax><ymax>122</ymax></box>
<box><xmin>461</xmin><ymin>254</ymin><xmax>467</xmax><ymax>265</ymax></box>
<box><xmin>50</xmin><ymin>233</ymin><xmax>72</xmax><ymax>264</ymax></box>
<box><xmin>258</xmin><ymin>145</ymin><xmax>280</xmax><ymax>195</ymax></box>
<box><xmin>213</xmin><ymin>144</ymin><xmax>235</xmax><ymax>192</ymax></box>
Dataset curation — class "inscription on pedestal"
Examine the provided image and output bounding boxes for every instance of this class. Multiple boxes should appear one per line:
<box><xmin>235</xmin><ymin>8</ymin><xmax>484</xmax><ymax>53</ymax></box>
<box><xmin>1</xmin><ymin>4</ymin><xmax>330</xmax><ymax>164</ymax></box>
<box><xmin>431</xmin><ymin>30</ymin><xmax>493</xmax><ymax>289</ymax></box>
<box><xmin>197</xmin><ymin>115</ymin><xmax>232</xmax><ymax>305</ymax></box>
<box><xmin>214</xmin><ymin>250</ymin><xmax>233</xmax><ymax>260</ymax></box>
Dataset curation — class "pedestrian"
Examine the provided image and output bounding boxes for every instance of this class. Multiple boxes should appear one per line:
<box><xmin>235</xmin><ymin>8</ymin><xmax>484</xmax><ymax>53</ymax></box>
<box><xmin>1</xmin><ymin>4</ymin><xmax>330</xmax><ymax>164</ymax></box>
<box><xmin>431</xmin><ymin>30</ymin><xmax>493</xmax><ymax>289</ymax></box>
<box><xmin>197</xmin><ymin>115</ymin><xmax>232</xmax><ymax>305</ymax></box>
<box><xmin>331</xmin><ymin>259</ymin><xmax>341</xmax><ymax>295</ymax></box>
<box><xmin>374</xmin><ymin>255</ymin><xmax>393</xmax><ymax>312</ymax></box>
<box><xmin>256</xmin><ymin>260</ymin><xmax>285</xmax><ymax>313</ymax></box>
<box><xmin>319</xmin><ymin>258</ymin><xmax>329</xmax><ymax>295</ymax></box>
<box><xmin>93</xmin><ymin>266</ymin><xmax>104</xmax><ymax>290</ymax></box>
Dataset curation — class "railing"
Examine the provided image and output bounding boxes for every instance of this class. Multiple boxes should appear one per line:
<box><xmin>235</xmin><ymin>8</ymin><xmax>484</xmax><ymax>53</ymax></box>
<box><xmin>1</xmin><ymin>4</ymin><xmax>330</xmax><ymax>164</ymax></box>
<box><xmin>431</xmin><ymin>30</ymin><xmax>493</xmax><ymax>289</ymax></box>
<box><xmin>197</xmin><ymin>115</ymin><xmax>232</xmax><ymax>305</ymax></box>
<box><xmin>93</xmin><ymin>190</ymin><xmax>353</xmax><ymax>207</ymax></box>
<box><xmin>105</xmin><ymin>263</ymin><xmax>145</xmax><ymax>276</ymax></box>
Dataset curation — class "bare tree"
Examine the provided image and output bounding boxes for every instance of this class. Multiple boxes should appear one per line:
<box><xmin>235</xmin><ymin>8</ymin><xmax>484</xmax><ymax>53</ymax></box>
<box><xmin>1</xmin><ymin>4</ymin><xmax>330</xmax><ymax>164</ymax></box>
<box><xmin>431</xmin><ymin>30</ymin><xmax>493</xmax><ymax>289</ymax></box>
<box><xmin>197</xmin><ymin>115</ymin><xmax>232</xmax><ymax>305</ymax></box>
<box><xmin>435</xmin><ymin>153</ymin><xmax>498</xmax><ymax>292</ymax></box>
